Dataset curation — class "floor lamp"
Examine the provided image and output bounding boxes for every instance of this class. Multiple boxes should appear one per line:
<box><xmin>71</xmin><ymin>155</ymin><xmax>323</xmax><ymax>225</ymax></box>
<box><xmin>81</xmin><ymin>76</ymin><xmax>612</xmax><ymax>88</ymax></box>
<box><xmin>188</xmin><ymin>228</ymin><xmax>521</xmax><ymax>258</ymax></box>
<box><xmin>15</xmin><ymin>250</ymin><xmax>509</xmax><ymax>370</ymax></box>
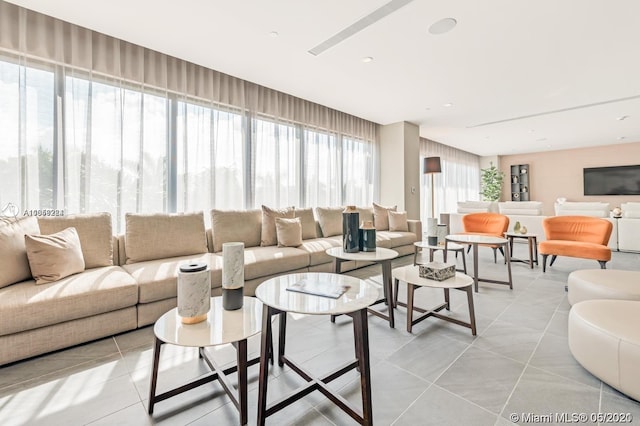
<box><xmin>424</xmin><ymin>157</ymin><xmax>442</xmax><ymax>245</ymax></box>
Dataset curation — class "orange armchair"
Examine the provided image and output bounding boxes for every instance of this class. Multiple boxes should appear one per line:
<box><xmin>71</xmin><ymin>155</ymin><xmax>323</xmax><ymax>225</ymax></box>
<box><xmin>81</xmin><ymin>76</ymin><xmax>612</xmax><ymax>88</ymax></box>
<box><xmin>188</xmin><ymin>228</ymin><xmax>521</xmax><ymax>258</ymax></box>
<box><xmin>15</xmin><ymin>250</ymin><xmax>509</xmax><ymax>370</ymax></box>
<box><xmin>539</xmin><ymin>216</ymin><xmax>612</xmax><ymax>272</ymax></box>
<box><xmin>461</xmin><ymin>212</ymin><xmax>510</xmax><ymax>262</ymax></box>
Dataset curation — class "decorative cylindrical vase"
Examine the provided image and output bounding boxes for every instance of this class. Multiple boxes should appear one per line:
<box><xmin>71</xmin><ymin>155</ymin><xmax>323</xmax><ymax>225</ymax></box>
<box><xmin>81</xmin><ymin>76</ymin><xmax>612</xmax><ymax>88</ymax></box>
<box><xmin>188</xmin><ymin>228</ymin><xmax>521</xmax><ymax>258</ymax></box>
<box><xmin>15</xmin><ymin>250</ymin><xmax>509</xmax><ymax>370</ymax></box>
<box><xmin>222</xmin><ymin>242</ymin><xmax>244</xmax><ymax>310</ymax></box>
<box><xmin>177</xmin><ymin>262</ymin><xmax>210</xmax><ymax>324</ymax></box>
<box><xmin>426</xmin><ymin>218</ymin><xmax>438</xmax><ymax>246</ymax></box>
<box><xmin>343</xmin><ymin>206</ymin><xmax>360</xmax><ymax>253</ymax></box>
<box><xmin>359</xmin><ymin>220</ymin><xmax>376</xmax><ymax>252</ymax></box>
<box><xmin>437</xmin><ymin>224</ymin><xmax>448</xmax><ymax>246</ymax></box>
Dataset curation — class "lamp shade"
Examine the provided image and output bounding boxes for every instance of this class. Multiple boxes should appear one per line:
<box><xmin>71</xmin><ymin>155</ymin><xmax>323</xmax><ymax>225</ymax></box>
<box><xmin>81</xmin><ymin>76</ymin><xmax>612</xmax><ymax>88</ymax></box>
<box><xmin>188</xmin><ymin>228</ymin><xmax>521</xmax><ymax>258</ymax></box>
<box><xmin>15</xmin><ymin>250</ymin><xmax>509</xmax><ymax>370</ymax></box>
<box><xmin>424</xmin><ymin>157</ymin><xmax>442</xmax><ymax>174</ymax></box>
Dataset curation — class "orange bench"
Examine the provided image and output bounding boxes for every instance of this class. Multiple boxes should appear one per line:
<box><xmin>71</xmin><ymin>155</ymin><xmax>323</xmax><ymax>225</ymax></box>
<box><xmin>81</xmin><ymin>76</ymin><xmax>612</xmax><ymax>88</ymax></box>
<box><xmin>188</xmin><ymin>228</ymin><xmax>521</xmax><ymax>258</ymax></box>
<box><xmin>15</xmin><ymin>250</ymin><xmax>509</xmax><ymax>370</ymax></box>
<box><xmin>539</xmin><ymin>216</ymin><xmax>612</xmax><ymax>272</ymax></box>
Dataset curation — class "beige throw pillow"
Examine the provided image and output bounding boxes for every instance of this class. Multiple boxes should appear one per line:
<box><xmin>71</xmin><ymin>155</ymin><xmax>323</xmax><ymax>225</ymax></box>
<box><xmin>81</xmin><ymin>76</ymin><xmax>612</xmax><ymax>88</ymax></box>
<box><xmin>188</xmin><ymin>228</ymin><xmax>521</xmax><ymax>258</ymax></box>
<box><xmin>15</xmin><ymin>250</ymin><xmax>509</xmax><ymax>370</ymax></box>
<box><xmin>261</xmin><ymin>205</ymin><xmax>295</xmax><ymax>246</ymax></box>
<box><xmin>211</xmin><ymin>209</ymin><xmax>262</xmax><ymax>252</ymax></box>
<box><xmin>0</xmin><ymin>216</ymin><xmax>40</xmax><ymax>288</ymax></box>
<box><xmin>388</xmin><ymin>211</ymin><xmax>409</xmax><ymax>232</ymax></box>
<box><xmin>373</xmin><ymin>202</ymin><xmax>397</xmax><ymax>231</ymax></box>
<box><xmin>315</xmin><ymin>207</ymin><xmax>344</xmax><ymax>237</ymax></box>
<box><xmin>25</xmin><ymin>227</ymin><xmax>85</xmax><ymax>285</ymax></box>
<box><xmin>276</xmin><ymin>217</ymin><xmax>303</xmax><ymax>247</ymax></box>
<box><xmin>38</xmin><ymin>212</ymin><xmax>113</xmax><ymax>268</ymax></box>
<box><xmin>125</xmin><ymin>212</ymin><xmax>207</xmax><ymax>264</ymax></box>
<box><xmin>294</xmin><ymin>208</ymin><xmax>317</xmax><ymax>240</ymax></box>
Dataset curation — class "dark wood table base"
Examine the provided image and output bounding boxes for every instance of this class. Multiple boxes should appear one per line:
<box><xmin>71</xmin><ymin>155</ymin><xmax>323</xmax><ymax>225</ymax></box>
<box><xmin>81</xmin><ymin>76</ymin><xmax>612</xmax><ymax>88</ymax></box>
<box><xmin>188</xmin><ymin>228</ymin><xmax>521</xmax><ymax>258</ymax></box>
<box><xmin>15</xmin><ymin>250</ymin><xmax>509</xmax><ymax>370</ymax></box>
<box><xmin>148</xmin><ymin>337</ymin><xmax>269</xmax><ymax>425</ymax></box>
<box><xmin>506</xmin><ymin>234</ymin><xmax>538</xmax><ymax>268</ymax></box>
<box><xmin>394</xmin><ymin>279</ymin><xmax>477</xmax><ymax>335</ymax></box>
<box><xmin>445</xmin><ymin>241</ymin><xmax>513</xmax><ymax>293</ymax></box>
<box><xmin>331</xmin><ymin>257</ymin><xmax>395</xmax><ymax>328</ymax></box>
<box><xmin>257</xmin><ymin>306</ymin><xmax>373</xmax><ymax>426</ymax></box>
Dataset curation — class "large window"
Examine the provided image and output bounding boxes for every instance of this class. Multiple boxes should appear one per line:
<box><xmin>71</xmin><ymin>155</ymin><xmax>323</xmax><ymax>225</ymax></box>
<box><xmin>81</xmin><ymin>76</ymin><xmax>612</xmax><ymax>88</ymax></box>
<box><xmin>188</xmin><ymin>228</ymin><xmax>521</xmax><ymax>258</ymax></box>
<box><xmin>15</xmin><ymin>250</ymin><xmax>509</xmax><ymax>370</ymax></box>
<box><xmin>65</xmin><ymin>76</ymin><xmax>168</xmax><ymax>231</ymax></box>
<box><xmin>0</xmin><ymin>58</ymin><xmax>377</xmax><ymax>232</ymax></box>
<box><xmin>0</xmin><ymin>59</ymin><xmax>54</xmax><ymax>212</ymax></box>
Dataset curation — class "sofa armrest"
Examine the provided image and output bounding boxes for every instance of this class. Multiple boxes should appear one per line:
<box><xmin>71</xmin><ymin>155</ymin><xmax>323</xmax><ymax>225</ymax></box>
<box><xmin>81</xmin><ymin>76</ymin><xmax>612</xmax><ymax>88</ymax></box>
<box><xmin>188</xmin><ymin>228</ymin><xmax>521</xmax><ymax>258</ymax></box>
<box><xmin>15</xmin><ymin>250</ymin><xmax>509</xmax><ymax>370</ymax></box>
<box><xmin>408</xmin><ymin>220</ymin><xmax>422</xmax><ymax>241</ymax></box>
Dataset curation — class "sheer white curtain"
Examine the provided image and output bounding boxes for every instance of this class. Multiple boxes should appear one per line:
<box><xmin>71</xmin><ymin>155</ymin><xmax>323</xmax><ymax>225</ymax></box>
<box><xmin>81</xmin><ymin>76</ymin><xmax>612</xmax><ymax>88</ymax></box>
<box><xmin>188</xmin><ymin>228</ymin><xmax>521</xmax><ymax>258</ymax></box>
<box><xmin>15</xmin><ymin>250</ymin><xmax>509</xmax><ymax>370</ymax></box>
<box><xmin>420</xmin><ymin>138</ymin><xmax>480</xmax><ymax>222</ymax></box>
<box><xmin>0</xmin><ymin>1</ymin><xmax>379</xmax><ymax>231</ymax></box>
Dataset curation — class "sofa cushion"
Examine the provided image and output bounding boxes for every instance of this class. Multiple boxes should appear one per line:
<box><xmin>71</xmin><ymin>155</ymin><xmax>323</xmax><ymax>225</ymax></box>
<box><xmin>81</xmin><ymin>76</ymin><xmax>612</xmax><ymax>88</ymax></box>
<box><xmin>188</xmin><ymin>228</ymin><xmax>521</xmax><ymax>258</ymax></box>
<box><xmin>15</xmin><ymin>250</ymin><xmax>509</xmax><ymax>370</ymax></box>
<box><xmin>122</xmin><ymin>253</ymin><xmax>223</xmax><ymax>304</ymax></box>
<box><xmin>25</xmin><ymin>227</ymin><xmax>85</xmax><ymax>285</ymax></box>
<box><xmin>261</xmin><ymin>205</ymin><xmax>294</xmax><ymax>246</ymax></box>
<box><xmin>0</xmin><ymin>266</ymin><xmax>138</xmax><ymax>336</ymax></box>
<box><xmin>457</xmin><ymin>201</ymin><xmax>497</xmax><ymax>213</ymax></box>
<box><xmin>243</xmin><ymin>246</ymin><xmax>310</xmax><ymax>280</ymax></box>
<box><xmin>38</xmin><ymin>212</ymin><xmax>113</xmax><ymax>268</ymax></box>
<box><xmin>299</xmin><ymin>237</ymin><xmax>342</xmax><ymax>266</ymax></box>
<box><xmin>373</xmin><ymin>203</ymin><xmax>397</xmax><ymax>231</ymax></box>
<box><xmin>554</xmin><ymin>202</ymin><xmax>610</xmax><ymax>217</ymax></box>
<box><xmin>376</xmin><ymin>231</ymin><xmax>417</xmax><ymax>249</ymax></box>
<box><xmin>125</xmin><ymin>212</ymin><xmax>207</xmax><ymax>264</ymax></box>
<box><xmin>294</xmin><ymin>208</ymin><xmax>317</xmax><ymax>240</ymax></box>
<box><xmin>315</xmin><ymin>207</ymin><xmax>343</xmax><ymax>237</ymax></box>
<box><xmin>211</xmin><ymin>209</ymin><xmax>262</xmax><ymax>252</ymax></box>
<box><xmin>276</xmin><ymin>217</ymin><xmax>303</xmax><ymax>247</ymax></box>
<box><xmin>0</xmin><ymin>216</ymin><xmax>40</xmax><ymax>289</ymax></box>
<box><xmin>357</xmin><ymin>206</ymin><xmax>374</xmax><ymax>225</ymax></box>
<box><xmin>621</xmin><ymin>202</ymin><xmax>640</xmax><ymax>218</ymax></box>
<box><xmin>498</xmin><ymin>201</ymin><xmax>543</xmax><ymax>216</ymax></box>
<box><xmin>388</xmin><ymin>211</ymin><xmax>408</xmax><ymax>232</ymax></box>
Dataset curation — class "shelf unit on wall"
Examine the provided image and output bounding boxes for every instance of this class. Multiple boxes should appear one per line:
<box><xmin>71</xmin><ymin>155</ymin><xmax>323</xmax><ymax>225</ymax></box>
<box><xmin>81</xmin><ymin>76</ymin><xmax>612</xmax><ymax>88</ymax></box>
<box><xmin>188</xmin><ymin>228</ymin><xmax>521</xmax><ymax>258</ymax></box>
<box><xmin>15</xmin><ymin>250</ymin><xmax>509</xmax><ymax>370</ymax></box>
<box><xmin>510</xmin><ymin>164</ymin><xmax>530</xmax><ymax>201</ymax></box>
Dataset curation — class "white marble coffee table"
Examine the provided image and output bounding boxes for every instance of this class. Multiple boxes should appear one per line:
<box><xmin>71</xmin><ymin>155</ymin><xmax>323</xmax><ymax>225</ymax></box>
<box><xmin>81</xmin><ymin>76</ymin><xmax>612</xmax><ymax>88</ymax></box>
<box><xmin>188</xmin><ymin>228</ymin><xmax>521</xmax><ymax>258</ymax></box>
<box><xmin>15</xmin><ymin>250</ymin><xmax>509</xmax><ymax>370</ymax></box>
<box><xmin>325</xmin><ymin>246</ymin><xmax>399</xmax><ymax>327</ymax></box>
<box><xmin>445</xmin><ymin>234</ymin><xmax>513</xmax><ymax>292</ymax></box>
<box><xmin>255</xmin><ymin>272</ymin><xmax>378</xmax><ymax>425</ymax></box>
<box><xmin>393</xmin><ymin>265</ymin><xmax>476</xmax><ymax>335</ymax></box>
<box><xmin>148</xmin><ymin>296</ymin><xmax>263</xmax><ymax>425</ymax></box>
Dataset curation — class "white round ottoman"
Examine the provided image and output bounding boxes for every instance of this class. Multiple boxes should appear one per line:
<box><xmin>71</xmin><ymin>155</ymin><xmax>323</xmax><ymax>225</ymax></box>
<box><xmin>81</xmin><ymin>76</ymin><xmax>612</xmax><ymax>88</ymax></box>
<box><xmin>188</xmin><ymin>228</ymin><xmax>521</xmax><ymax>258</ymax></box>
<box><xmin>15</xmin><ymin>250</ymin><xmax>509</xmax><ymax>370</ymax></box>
<box><xmin>567</xmin><ymin>269</ymin><xmax>640</xmax><ymax>306</ymax></box>
<box><xmin>569</xmin><ymin>300</ymin><xmax>640</xmax><ymax>401</ymax></box>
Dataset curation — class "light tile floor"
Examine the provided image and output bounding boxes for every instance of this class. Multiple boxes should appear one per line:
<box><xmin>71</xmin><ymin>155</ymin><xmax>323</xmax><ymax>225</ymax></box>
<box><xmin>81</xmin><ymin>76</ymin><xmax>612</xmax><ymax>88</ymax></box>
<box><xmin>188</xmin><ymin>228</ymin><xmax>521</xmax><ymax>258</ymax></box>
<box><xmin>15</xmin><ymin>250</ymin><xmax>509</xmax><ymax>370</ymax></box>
<box><xmin>2</xmin><ymin>248</ymin><xmax>640</xmax><ymax>425</ymax></box>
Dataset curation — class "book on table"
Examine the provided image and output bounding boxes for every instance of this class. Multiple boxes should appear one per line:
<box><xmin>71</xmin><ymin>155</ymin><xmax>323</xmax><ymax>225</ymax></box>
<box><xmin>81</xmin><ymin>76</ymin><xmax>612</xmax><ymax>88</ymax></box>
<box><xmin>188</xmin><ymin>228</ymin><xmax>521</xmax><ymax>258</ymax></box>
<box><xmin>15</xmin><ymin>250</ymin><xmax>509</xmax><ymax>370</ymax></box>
<box><xmin>286</xmin><ymin>278</ymin><xmax>350</xmax><ymax>299</ymax></box>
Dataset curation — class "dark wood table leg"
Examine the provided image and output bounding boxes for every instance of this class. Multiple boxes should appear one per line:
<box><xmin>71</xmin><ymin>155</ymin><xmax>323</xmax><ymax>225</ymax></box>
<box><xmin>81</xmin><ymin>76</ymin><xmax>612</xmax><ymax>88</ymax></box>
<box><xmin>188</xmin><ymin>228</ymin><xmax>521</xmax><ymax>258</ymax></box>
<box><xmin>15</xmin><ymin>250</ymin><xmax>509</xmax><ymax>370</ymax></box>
<box><xmin>533</xmin><ymin>236</ymin><xmax>539</xmax><ymax>266</ymax></box>
<box><xmin>393</xmin><ymin>278</ymin><xmax>399</xmax><ymax>308</ymax></box>
<box><xmin>444</xmin><ymin>288</ymin><xmax>450</xmax><ymax>310</ymax></box>
<box><xmin>505</xmin><ymin>243</ymin><xmax>513</xmax><ymax>289</ymax></box>
<box><xmin>148</xmin><ymin>337</ymin><xmax>163</xmax><ymax>414</ymax></box>
<box><xmin>413</xmin><ymin>246</ymin><xmax>418</xmax><ymax>265</ymax></box>
<box><xmin>278</xmin><ymin>312</ymin><xmax>287</xmax><ymax>367</ymax></box>
<box><xmin>443</xmin><ymin>240</ymin><xmax>448</xmax><ymax>263</ymax></box>
<box><xmin>472</xmin><ymin>243</ymin><xmax>479</xmax><ymax>292</ymax></box>
<box><xmin>461</xmin><ymin>249</ymin><xmax>467</xmax><ymax>274</ymax></box>
<box><xmin>381</xmin><ymin>259</ymin><xmax>394</xmax><ymax>328</ymax></box>
<box><xmin>407</xmin><ymin>283</ymin><xmax>415</xmax><ymax>333</ymax></box>
<box><xmin>352</xmin><ymin>308</ymin><xmax>373</xmax><ymax>426</ymax></box>
<box><xmin>236</xmin><ymin>339</ymin><xmax>248</xmax><ymax>425</ymax></box>
<box><xmin>257</xmin><ymin>306</ymin><xmax>274</xmax><ymax>426</ymax></box>
<box><xmin>527</xmin><ymin>237</ymin><xmax>534</xmax><ymax>269</ymax></box>
<box><xmin>429</xmin><ymin>248</ymin><xmax>434</xmax><ymax>262</ymax></box>
<box><xmin>466</xmin><ymin>286</ymin><xmax>477</xmax><ymax>336</ymax></box>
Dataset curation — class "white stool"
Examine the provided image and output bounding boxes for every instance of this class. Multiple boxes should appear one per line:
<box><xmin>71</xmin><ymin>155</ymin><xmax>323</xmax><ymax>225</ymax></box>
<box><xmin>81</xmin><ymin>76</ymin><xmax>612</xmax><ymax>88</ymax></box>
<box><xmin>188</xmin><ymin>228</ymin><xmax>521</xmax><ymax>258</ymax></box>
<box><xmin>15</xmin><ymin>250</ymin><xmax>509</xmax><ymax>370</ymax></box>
<box><xmin>569</xmin><ymin>300</ymin><xmax>640</xmax><ymax>401</ymax></box>
<box><xmin>567</xmin><ymin>269</ymin><xmax>640</xmax><ymax>306</ymax></box>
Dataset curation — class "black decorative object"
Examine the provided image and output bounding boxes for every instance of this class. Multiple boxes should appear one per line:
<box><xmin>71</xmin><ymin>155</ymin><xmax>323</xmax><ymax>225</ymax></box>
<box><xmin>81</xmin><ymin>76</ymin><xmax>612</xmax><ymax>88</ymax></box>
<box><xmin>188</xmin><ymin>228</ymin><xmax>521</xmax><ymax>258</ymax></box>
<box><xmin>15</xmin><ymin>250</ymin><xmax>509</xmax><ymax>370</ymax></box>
<box><xmin>359</xmin><ymin>220</ymin><xmax>376</xmax><ymax>252</ymax></box>
<box><xmin>342</xmin><ymin>206</ymin><xmax>360</xmax><ymax>253</ymax></box>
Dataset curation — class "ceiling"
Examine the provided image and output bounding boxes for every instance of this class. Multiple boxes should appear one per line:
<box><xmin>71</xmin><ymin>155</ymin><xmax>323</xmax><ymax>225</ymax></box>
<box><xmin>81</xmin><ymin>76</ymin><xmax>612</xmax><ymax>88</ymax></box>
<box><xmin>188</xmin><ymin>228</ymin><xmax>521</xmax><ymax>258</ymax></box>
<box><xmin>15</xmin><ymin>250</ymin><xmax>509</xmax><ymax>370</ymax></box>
<box><xmin>7</xmin><ymin>0</ymin><xmax>640</xmax><ymax>156</ymax></box>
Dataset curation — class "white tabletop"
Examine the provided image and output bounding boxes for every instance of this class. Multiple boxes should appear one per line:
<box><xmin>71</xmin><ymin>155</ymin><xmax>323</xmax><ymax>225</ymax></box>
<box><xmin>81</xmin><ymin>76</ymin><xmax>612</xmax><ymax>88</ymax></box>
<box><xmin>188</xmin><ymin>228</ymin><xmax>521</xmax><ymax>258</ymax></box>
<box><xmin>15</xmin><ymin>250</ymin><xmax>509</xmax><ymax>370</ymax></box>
<box><xmin>414</xmin><ymin>241</ymin><xmax>465</xmax><ymax>250</ymax></box>
<box><xmin>325</xmin><ymin>247</ymin><xmax>398</xmax><ymax>262</ymax></box>
<box><xmin>255</xmin><ymin>273</ymin><xmax>379</xmax><ymax>315</ymax></box>
<box><xmin>504</xmin><ymin>232</ymin><xmax>537</xmax><ymax>238</ymax></box>
<box><xmin>446</xmin><ymin>234</ymin><xmax>507</xmax><ymax>245</ymax></box>
<box><xmin>393</xmin><ymin>265</ymin><xmax>473</xmax><ymax>289</ymax></box>
<box><xmin>154</xmin><ymin>297</ymin><xmax>262</xmax><ymax>347</ymax></box>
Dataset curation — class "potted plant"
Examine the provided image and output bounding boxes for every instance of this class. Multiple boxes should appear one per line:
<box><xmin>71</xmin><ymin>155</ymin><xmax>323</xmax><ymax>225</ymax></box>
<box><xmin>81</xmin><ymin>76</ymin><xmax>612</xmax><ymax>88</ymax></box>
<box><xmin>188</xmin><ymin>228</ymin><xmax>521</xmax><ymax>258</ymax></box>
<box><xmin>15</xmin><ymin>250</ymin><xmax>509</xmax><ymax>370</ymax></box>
<box><xmin>480</xmin><ymin>162</ymin><xmax>504</xmax><ymax>201</ymax></box>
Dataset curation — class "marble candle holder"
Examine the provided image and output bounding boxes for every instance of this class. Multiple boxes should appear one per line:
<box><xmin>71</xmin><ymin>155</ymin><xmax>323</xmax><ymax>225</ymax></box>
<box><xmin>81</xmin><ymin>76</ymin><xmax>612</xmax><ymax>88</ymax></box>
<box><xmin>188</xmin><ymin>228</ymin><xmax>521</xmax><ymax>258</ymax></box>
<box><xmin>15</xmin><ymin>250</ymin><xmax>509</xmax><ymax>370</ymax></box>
<box><xmin>222</xmin><ymin>242</ymin><xmax>245</xmax><ymax>310</ymax></box>
<box><xmin>177</xmin><ymin>262</ymin><xmax>210</xmax><ymax>324</ymax></box>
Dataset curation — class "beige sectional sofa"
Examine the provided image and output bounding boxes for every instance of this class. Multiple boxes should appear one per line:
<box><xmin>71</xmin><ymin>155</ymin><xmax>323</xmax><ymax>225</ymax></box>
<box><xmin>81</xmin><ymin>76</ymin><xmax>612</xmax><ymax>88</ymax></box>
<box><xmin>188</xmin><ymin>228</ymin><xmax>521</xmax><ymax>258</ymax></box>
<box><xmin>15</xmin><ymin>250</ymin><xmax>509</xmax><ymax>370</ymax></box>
<box><xmin>0</xmin><ymin>207</ymin><xmax>420</xmax><ymax>365</ymax></box>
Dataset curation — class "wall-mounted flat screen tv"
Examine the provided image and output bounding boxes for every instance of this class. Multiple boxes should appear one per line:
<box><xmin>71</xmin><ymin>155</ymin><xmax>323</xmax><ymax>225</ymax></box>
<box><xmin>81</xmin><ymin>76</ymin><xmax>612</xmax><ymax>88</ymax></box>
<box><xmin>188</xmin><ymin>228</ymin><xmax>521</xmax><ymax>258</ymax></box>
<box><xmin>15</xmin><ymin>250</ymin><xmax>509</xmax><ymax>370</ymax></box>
<box><xmin>584</xmin><ymin>165</ymin><xmax>640</xmax><ymax>195</ymax></box>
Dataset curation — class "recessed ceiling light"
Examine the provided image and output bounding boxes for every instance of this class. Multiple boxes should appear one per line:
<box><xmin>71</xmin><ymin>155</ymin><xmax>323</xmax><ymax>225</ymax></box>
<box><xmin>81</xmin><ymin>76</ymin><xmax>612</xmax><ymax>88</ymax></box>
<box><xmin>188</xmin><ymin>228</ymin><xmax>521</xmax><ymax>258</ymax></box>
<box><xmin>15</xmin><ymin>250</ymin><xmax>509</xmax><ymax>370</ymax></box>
<box><xmin>617</xmin><ymin>115</ymin><xmax>629</xmax><ymax>121</ymax></box>
<box><xmin>425</xmin><ymin>107</ymin><xmax>431</xmax><ymax>110</ymax></box>
<box><xmin>528</xmin><ymin>129</ymin><xmax>535</xmax><ymax>133</ymax></box>
<box><xmin>536</xmin><ymin>138</ymin><xmax>547</xmax><ymax>142</ymax></box>
<box><xmin>443</xmin><ymin>103</ymin><xmax>453</xmax><ymax>107</ymax></box>
<box><xmin>617</xmin><ymin>136</ymin><xmax>626</xmax><ymax>140</ymax></box>
<box><xmin>429</xmin><ymin>18</ymin><xmax>457</xmax><ymax>35</ymax></box>
<box><xmin>269</xmin><ymin>31</ymin><xmax>279</xmax><ymax>37</ymax></box>
<box><xmin>362</xmin><ymin>56</ymin><xmax>374</xmax><ymax>63</ymax></box>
